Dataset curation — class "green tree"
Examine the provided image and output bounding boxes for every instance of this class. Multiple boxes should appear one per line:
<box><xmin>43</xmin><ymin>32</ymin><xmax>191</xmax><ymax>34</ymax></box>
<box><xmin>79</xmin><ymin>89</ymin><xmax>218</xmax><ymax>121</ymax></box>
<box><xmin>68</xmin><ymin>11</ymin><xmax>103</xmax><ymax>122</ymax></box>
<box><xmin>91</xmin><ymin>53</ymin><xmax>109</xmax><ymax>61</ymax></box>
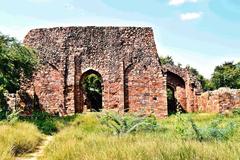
<box><xmin>210</xmin><ymin>61</ymin><xmax>240</xmax><ymax>89</ymax></box>
<box><xmin>0</xmin><ymin>33</ymin><xmax>37</xmax><ymax>117</ymax></box>
<box><xmin>187</xmin><ymin>66</ymin><xmax>209</xmax><ymax>91</ymax></box>
<box><xmin>159</xmin><ymin>56</ymin><xmax>174</xmax><ymax>65</ymax></box>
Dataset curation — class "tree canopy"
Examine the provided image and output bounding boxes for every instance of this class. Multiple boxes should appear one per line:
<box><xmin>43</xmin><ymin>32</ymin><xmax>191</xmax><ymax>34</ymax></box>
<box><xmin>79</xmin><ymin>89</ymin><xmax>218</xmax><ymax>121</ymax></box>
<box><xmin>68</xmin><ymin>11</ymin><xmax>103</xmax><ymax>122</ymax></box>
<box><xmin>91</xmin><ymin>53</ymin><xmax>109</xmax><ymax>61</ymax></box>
<box><xmin>210</xmin><ymin>61</ymin><xmax>240</xmax><ymax>89</ymax></box>
<box><xmin>0</xmin><ymin>33</ymin><xmax>38</xmax><ymax>115</ymax></box>
<box><xmin>159</xmin><ymin>56</ymin><xmax>174</xmax><ymax>65</ymax></box>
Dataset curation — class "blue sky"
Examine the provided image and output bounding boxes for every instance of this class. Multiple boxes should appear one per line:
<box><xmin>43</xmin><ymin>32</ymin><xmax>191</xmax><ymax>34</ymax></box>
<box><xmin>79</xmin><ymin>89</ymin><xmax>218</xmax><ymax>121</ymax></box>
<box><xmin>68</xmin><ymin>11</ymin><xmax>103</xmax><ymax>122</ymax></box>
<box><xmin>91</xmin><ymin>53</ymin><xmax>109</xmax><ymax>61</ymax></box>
<box><xmin>0</xmin><ymin>0</ymin><xmax>239</xmax><ymax>78</ymax></box>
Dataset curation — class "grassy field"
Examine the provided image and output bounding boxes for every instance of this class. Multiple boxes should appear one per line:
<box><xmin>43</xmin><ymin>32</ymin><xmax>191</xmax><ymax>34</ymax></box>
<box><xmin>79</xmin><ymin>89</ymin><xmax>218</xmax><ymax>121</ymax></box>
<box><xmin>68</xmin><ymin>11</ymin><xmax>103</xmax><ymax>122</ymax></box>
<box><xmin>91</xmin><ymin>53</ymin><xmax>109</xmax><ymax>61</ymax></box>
<box><xmin>0</xmin><ymin>121</ymin><xmax>43</xmax><ymax>160</ymax></box>
<box><xmin>39</xmin><ymin>113</ymin><xmax>240</xmax><ymax>160</ymax></box>
<box><xmin>0</xmin><ymin>112</ymin><xmax>240</xmax><ymax>160</ymax></box>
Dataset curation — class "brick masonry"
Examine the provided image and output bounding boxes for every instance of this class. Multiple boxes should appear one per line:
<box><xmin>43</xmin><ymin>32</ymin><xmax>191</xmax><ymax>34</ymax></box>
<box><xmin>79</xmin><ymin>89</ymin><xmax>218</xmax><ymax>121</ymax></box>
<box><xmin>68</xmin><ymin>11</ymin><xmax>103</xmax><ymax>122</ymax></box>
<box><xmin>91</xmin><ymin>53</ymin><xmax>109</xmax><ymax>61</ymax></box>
<box><xmin>23</xmin><ymin>26</ymin><xmax>168</xmax><ymax>117</ymax></box>
<box><xmin>6</xmin><ymin>26</ymin><xmax>238</xmax><ymax>117</ymax></box>
<box><xmin>198</xmin><ymin>88</ymin><xmax>240</xmax><ymax>113</ymax></box>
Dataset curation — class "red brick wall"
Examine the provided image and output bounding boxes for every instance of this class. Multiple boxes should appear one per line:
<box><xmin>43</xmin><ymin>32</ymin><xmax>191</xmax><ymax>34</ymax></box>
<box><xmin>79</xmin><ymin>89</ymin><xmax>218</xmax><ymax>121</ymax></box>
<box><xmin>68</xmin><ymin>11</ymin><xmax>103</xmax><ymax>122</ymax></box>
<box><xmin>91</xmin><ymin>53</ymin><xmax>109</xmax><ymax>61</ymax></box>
<box><xmin>33</xmin><ymin>65</ymin><xmax>64</xmax><ymax>114</ymax></box>
<box><xmin>126</xmin><ymin>62</ymin><xmax>167</xmax><ymax>117</ymax></box>
<box><xmin>198</xmin><ymin>88</ymin><xmax>240</xmax><ymax>113</ymax></box>
<box><xmin>21</xmin><ymin>26</ymin><xmax>211</xmax><ymax>117</ymax></box>
<box><xmin>23</xmin><ymin>27</ymin><xmax>167</xmax><ymax>117</ymax></box>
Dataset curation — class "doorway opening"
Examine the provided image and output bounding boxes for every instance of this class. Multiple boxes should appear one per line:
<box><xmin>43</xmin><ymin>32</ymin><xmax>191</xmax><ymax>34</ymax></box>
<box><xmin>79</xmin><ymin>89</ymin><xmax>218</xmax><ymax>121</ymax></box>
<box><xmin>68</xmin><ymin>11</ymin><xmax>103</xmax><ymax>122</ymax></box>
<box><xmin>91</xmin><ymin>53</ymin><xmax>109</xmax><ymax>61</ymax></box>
<box><xmin>167</xmin><ymin>85</ymin><xmax>177</xmax><ymax>115</ymax></box>
<box><xmin>80</xmin><ymin>70</ymin><xmax>103</xmax><ymax>112</ymax></box>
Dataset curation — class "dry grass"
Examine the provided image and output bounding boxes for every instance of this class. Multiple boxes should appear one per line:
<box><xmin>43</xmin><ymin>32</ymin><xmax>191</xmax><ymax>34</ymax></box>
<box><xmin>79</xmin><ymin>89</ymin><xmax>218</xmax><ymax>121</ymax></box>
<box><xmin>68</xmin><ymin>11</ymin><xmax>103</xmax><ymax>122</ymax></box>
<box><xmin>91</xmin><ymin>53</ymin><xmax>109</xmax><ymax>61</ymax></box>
<box><xmin>40</xmin><ymin>113</ymin><xmax>240</xmax><ymax>160</ymax></box>
<box><xmin>0</xmin><ymin>122</ymin><xmax>43</xmax><ymax>160</ymax></box>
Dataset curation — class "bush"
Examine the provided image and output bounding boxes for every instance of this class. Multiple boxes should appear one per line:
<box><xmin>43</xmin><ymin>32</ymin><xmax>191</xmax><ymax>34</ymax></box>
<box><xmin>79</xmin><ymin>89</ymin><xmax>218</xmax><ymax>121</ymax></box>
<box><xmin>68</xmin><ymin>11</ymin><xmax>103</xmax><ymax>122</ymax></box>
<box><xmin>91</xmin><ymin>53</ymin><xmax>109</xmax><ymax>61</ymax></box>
<box><xmin>175</xmin><ymin>114</ymin><xmax>237</xmax><ymax>141</ymax></box>
<box><xmin>22</xmin><ymin>111</ymin><xmax>58</xmax><ymax>135</ymax></box>
<box><xmin>190</xmin><ymin>118</ymin><xmax>236</xmax><ymax>141</ymax></box>
<box><xmin>0</xmin><ymin>33</ymin><xmax>38</xmax><ymax>117</ymax></box>
<box><xmin>175</xmin><ymin>112</ymin><xmax>191</xmax><ymax>139</ymax></box>
<box><xmin>99</xmin><ymin>111</ymin><xmax>159</xmax><ymax>136</ymax></box>
<box><xmin>6</xmin><ymin>109</ymin><xmax>21</xmax><ymax>124</ymax></box>
<box><xmin>22</xmin><ymin>111</ymin><xmax>77</xmax><ymax>135</ymax></box>
<box><xmin>232</xmin><ymin>108</ymin><xmax>240</xmax><ymax>115</ymax></box>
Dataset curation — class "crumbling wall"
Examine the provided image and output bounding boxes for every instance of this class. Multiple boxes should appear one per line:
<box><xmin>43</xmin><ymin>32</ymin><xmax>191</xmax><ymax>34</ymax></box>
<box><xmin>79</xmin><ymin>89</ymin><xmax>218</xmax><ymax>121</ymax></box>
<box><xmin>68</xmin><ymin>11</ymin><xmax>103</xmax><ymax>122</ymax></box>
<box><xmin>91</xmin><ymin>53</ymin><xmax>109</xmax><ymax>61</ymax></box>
<box><xmin>23</xmin><ymin>26</ymin><xmax>166</xmax><ymax>117</ymax></box>
<box><xmin>198</xmin><ymin>88</ymin><xmax>240</xmax><ymax>113</ymax></box>
<box><xmin>162</xmin><ymin>64</ymin><xmax>202</xmax><ymax>112</ymax></box>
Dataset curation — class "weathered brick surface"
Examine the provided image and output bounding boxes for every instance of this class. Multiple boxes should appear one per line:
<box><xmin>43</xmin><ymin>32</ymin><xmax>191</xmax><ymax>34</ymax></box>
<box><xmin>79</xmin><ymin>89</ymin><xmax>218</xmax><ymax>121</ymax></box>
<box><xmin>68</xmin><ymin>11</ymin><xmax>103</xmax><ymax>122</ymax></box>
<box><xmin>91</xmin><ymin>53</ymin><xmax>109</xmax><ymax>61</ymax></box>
<box><xmin>162</xmin><ymin>65</ymin><xmax>202</xmax><ymax>112</ymax></box>
<box><xmin>199</xmin><ymin>88</ymin><xmax>240</xmax><ymax>113</ymax></box>
<box><xmin>8</xmin><ymin>26</ymin><xmax>237</xmax><ymax>117</ymax></box>
<box><xmin>23</xmin><ymin>26</ymin><xmax>167</xmax><ymax>117</ymax></box>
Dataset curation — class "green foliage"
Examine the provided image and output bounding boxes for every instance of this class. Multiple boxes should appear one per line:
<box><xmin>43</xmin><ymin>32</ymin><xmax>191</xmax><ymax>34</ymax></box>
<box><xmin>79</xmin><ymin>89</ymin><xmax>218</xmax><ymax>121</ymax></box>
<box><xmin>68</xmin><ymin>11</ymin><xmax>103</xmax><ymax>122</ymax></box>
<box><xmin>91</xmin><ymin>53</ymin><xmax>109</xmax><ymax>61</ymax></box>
<box><xmin>175</xmin><ymin>112</ymin><xmax>191</xmax><ymax>139</ymax></box>
<box><xmin>160</xmin><ymin>56</ymin><xmax>240</xmax><ymax>91</ymax></box>
<box><xmin>175</xmin><ymin>114</ymin><xmax>237</xmax><ymax>141</ymax></box>
<box><xmin>210</xmin><ymin>61</ymin><xmax>240</xmax><ymax>89</ymax></box>
<box><xmin>39</xmin><ymin>113</ymin><xmax>240</xmax><ymax>160</ymax></box>
<box><xmin>82</xmin><ymin>74</ymin><xmax>102</xmax><ymax>95</ymax></box>
<box><xmin>190</xmin><ymin>117</ymin><xmax>236</xmax><ymax>141</ymax></box>
<box><xmin>22</xmin><ymin>111</ymin><xmax>77</xmax><ymax>135</ymax></box>
<box><xmin>0</xmin><ymin>33</ymin><xmax>37</xmax><ymax>92</ymax></box>
<box><xmin>6</xmin><ymin>109</ymin><xmax>21</xmax><ymax>124</ymax></box>
<box><xmin>22</xmin><ymin>111</ymin><xmax>59</xmax><ymax>135</ymax></box>
<box><xmin>100</xmin><ymin>111</ymin><xmax>159</xmax><ymax>136</ymax></box>
<box><xmin>232</xmin><ymin>108</ymin><xmax>240</xmax><ymax>115</ymax></box>
<box><xmin>0</xmin><ymin>33</ymin><xmax>38</xmax><ymax>115</ymax></box>
<box><xmin>167</xmin><ymin>87</ymin><xmax>174</xmax><ymax>101</ymax></box>
<box><xmin>159</xmin><ymin>55</ymin><xmax>174</xmax><ymax>65</ymax></box>
<box><xmin>82</xmin><ymin>73</ymin><xmax>102</xmax><ymax>111</ymax></box>
<box><xmin>187</xmin><ymin>65</ymin><xmax>210</xmax><ymax>91</ymax></box>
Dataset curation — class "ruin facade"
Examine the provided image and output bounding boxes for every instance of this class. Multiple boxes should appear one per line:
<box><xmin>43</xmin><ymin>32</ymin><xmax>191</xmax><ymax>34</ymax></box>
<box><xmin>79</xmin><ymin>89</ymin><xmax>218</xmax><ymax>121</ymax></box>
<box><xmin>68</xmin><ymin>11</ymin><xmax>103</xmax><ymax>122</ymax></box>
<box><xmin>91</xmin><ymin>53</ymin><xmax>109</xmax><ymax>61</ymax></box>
<box><xmin>18</xmin><ymin>26</ymin><xmax>237</xmax><ymax>117</ymax></box>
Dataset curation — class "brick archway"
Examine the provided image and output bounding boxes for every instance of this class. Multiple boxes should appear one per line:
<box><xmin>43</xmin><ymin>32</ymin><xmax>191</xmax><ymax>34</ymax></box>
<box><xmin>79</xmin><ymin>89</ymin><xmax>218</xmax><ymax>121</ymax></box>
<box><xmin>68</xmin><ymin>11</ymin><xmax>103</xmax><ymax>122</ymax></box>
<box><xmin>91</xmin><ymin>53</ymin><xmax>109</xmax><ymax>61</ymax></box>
<box><xmin>166</xmin><ymin>71</ymin><xmax>187</xmax><ymax>113</ymax></box>
<box><xmin>77</xmin><ymin>69</ymin><xmax>103</xmax><ymax>113</ymax></box>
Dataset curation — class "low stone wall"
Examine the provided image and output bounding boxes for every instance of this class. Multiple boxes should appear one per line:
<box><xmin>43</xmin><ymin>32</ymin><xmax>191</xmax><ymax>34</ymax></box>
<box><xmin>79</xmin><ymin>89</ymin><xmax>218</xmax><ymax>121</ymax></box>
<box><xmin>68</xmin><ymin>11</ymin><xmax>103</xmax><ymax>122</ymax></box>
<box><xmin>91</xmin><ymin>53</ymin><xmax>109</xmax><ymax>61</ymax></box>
<box><xmin>198</xmin><ymin>88</ymin><xmax>240</xmax><ymax>113</ymax></box>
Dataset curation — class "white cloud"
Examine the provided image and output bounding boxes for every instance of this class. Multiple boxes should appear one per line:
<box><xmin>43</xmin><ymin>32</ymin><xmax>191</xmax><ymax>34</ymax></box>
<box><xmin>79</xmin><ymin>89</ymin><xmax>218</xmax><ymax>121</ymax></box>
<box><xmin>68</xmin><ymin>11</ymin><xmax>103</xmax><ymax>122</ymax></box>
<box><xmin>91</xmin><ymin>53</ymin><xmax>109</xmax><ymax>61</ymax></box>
<box><xmin>169</xmin><ymin>0</ymin><xmax>198</xmax><ymax>6</ymax></box>
<box><xmin>180</xmin><ymin>12</ymin><xmax>202</xmax><ymax>21</ymax></box>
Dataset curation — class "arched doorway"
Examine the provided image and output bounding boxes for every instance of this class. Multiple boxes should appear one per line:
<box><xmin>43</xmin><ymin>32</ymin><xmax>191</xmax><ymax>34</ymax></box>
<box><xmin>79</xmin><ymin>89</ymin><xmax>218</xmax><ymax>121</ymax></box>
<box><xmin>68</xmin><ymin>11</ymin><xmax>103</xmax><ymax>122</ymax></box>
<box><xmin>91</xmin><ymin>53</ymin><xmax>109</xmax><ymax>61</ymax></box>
<box><xmin>80</xmin><ymin>70</ymin><xmax>103</xmax><ymax>112</ymax></box>
<box><xmin>166</xmin><ymin>71</ymin><xmax>187</xmax><ymax>115</ymax></box>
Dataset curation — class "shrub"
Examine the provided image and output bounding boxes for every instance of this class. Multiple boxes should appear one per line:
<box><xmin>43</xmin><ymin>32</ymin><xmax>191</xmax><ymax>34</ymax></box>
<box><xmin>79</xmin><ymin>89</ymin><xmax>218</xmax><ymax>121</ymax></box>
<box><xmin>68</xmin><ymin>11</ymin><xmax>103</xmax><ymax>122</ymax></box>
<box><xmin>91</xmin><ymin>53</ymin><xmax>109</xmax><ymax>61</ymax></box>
<box><xmin>175</xmin><ymin>112</ymin><xmax>191</xmax><ymax>139</ymax></box>
<box><xmin>6</xmin><ymin>109</ymin><xmax>21</xmax><ymax>124</ymax></box>
<box><xmin>99</xmin><ymin>111</ymin><xmax>159</xmax><ymax>136</ymax></box>
<box><xmin>22</xmin><ymin>111</ymin><xmax>58</xmax><ymax>135</ymax></box>
<box><xmin>232</xmin><ymin>108</ymin><xmax>240</xmax><ymax>115</ymax></box>
<box><xmin>0</xmin><ymin>33</ymin><xmax>38</xmax><ymax>115</ymax></box>
<box><xmin>22</xmin><ymin>111</ymin><xmax>78</xmax><ymax>135</ymax></box>
<box><xmin>175</xmin><ymin>114</ymin><xmax>237</xmax><ymax>141</ymax></box>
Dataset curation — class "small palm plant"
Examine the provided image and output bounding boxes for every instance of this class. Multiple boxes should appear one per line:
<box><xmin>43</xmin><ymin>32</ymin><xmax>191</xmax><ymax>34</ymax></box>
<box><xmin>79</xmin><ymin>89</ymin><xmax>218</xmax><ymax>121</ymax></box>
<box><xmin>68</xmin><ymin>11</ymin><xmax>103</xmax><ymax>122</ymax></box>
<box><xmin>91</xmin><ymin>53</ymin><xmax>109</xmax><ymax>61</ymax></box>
<box><xmin>99</xmin><ymin>111</ymin><xmax>159</xmax><ymax>136</ymax></box>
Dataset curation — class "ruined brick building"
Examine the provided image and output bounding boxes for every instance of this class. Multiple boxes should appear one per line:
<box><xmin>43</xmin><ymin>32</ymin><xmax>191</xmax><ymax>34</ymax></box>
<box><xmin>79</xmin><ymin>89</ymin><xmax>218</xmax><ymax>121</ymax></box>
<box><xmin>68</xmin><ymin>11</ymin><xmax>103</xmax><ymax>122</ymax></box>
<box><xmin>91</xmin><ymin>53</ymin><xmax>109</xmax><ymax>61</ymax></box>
<box><xmin>16</xmin><ymin>26</ymin><xmax>238</xmax><ymax>117</ymax></box>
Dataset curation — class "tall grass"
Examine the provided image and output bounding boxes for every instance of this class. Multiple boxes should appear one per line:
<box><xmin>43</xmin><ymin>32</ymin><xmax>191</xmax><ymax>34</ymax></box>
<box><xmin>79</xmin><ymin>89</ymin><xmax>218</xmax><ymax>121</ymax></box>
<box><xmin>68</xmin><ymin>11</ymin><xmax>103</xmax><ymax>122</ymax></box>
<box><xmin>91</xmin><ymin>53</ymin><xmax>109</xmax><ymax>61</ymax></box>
<box><xmin>21</xmin><ymin>111</ymin><xmax>78</xmax><ymax>135</ymax></box>
<box><xmin>0</xmin><ymin>122</ymin><xmax>43</xmax><ymax>160</ymax></box>
<box><xmin>40</xmin><ymin>113</ymin><xmax>240</xmax><ymax>160</ymax></box>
